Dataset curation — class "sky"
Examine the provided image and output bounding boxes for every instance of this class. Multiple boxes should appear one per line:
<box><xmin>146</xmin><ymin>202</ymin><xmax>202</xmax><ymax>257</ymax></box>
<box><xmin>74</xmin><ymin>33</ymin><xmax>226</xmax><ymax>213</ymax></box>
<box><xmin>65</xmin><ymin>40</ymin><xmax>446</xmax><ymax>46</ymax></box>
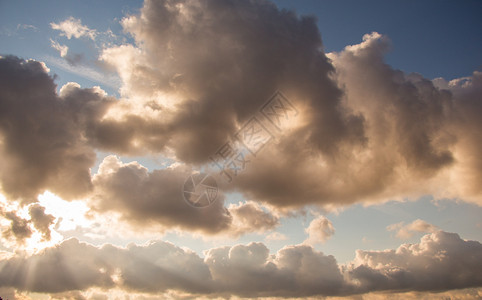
<box><xmin>0</xmin><ymin>0</ymin><xmax>481</xmax><ymax>299</ymax></box>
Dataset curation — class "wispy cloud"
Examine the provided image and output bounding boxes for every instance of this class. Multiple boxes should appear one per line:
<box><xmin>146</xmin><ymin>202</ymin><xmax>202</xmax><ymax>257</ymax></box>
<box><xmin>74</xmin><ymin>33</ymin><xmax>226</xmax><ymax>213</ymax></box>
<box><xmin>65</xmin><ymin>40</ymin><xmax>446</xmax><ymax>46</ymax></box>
<box><xmin>387</xmin><ymin>219</ymin><xmax>438</xmax><ymax>239</ymax></box>
<box><xmin>42</xmin><ymin>55</ymin><xmax>120</xmax><ymax>89</ymax></box>
<box><xmin>50</xmin><ymin>17</ymin><xmax>96</xmax><ymax>40</ymax></box>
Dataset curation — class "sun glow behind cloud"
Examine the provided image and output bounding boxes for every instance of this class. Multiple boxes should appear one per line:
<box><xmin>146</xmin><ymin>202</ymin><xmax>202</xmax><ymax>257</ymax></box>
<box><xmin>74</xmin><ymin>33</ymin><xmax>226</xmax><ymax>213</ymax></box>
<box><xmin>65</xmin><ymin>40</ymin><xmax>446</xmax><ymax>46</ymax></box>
<box><xmin>0</xmin><ymin>0</ymin><xmax>481</xmax><ymax>299</ymax></box>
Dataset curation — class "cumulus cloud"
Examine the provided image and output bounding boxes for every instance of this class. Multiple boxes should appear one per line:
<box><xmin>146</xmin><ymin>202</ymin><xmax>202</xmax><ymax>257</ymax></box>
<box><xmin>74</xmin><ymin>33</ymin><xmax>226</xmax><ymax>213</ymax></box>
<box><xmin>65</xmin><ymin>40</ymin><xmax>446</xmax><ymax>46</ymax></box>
<box><xmin>348</xmin><ymin>231</ymin><xmax>482</xmax><ymax>293</ymax></box>
<box><xmin>91</xmin><ymin>156</ymin><xmax>278</xmax><ymax>235</ymax></box>
<box><xmin>0</xmin><ymin>56</ymin><xmax>114</xmax><ymax>203</ymax></box>
<box><xmin>304</xmin><ymin>215</ymin><xmax>335</xmax><ymax>244</ymax></box>
<box><xmin>1</xmin><ymin>0</ymin><xmax>482</xmax><ymax>240</ymax></box>
<box><xmin>387</xmin><ymin>219</ymin><xmax>438</xmax><ymax>240</ymax></box>
<box><xmin>98</xmin><ymin>0</ymin><xmax>482</xmax><ymax>209</ymax></box>
<box><xmin>0</xmin><ymin>231</ymin><xmax>480</xmax><ymax>297</ymax></box>
<box><xmin>50</xmin><ymin>17</ymin><xmax>96</xmax><ymax>40</ymax></box>
<box><xmin>228</xmin><ymin>201</ymin><xmax>279</xmax><ymax>236</ymax></box>
<box><xmin>3</xmin><ymin>0</ymin><xmax>482</xmax><ymax>215</ymax></box>
<box><xmin>91</xmin><ymin>155</ymin><xmax>232</xmax><ymax>234</ymax></box>
<box><xmin>101</xmin><ymin>0</ymin><xmax>362</xmax><ymax>164</ymax></box>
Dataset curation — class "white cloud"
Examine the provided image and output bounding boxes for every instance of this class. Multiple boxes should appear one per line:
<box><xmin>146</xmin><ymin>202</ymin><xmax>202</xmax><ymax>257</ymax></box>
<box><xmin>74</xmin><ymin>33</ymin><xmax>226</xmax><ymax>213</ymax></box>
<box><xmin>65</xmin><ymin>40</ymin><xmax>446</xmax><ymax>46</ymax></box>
<box><xmin>50</xmin><ymin>17</ymin><xmax>96</xmax><ymax>40</ymax></box>
<box><xmin>50</xmin><ymin>39</ymin><xmax>69</xmax><ymax>57</ymax></box>
<box><xmin>265</xmin><ymin>232</ymin><xmax>288</xmax><ymax>241</ymax></box>
<box><xmin>387</xmin><ymin>219</ymin><xmax>438</xmax><ymax>239</ymax></box>
<box><xmin>304</xmin><ymin>215</ymin><xmax>335</xmax><ymax>244</ymax></box>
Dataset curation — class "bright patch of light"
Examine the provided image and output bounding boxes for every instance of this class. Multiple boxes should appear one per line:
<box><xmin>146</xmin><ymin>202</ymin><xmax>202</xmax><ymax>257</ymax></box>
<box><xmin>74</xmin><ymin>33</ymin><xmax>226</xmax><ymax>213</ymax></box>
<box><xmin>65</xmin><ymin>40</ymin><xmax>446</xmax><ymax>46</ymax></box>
<box><xmin>38</xmin><ymin>191</ymin><xmax>92</xmax><ymax>231</ymax></box>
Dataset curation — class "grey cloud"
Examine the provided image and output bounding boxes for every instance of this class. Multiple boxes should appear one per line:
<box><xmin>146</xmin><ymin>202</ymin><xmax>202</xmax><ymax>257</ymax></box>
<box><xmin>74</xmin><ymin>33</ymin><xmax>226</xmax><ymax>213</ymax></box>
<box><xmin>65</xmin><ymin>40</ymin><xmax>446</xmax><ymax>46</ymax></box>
<box><xmin>348</xmin><ymin>231</ymin><xmax>482</xmax><ymax>293</ymax></box>
<box><xmin>101</xmin><ymin>0</ymin><xmax>363</xmax><ymax>163</ymax></box>
<box><xmin>0</xmin><ymin>238</ymin><xmax>116</xmax><ymax>293</ymax></box>
<box><xmin>0</xmin><ymin>56</ymin><xmax>114</xmax><ymax>203</ymax></box>
<box><xmin>304</xmin><ymin>215</ymin><xmax>335</xmax><ymax>244</ymax></box>
<box><xmin>1</xmin><ymin>210</ymin><xmax>32</xmax><ymax>244</ymax></box>
<box><xmin>445</xmin><ymin>71</ymin><xmax>482</xmax><ymax>203</ymax></box>
<box><xmin>2</xmin><ymin>231</ymin><xmax>479</xmax><ymax>297</ymax></box>
<box><xmin>91</xmin><ymin>156</ymin><xmax>278</xmax><ymax>235</ymax></box>
<box><xmin>91</xmin><ymin>155</ymin><xmax>232</xmax><ymax>234</ymax></box>
<box><xmin>228</xmin><ymin>201</ymin><xmax>279</xmax><ymax>236</ymax></box>
<box><xmin>0</xmin><ymin>238</ymin><xmax>210</xmax><ymax>294</ymax></box>
<box><xmin>229</xmin><ymin>31</ymin><xmax>481</xmax><ymax>207</ymax></box>
<box><xmin>28</xmin><ymin>204</ymin><xmax>55</xmax><ymax>241</ymax></box>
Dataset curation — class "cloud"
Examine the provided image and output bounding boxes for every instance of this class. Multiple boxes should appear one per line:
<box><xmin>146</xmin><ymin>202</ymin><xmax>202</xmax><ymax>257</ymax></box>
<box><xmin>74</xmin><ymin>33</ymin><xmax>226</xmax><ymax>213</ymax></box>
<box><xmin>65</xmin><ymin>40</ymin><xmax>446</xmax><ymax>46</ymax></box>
<box><xmin>50</xmin><ymin>17</ymin><xmax>96</xmax><ymax>40</ymax></box>
<box><xmin>28</xmin><ymin>204</ymin><xmax>55</xmax><ymax>241</ymax></box>
<box><xmin>98</xmin><ymin>0</ymin><xmax>482</xmax><ymax>209</ymax></box>
<box><xmin>4</xmin><ymin>0</ymin><xmax>482</xmax><ymax>215</ymax></box>
<box><xmin>0</xmin><ymin>231</ymin><xmax>480</xmax><ymax>297</ymax></box>
<box><xmin>228</xmin><ymin>201</ymin><xmax>279</xmax><ymax>236</ymax></box>
<box><xmin>91</xmin><ymin>155</ymin><xmax>232</xmax><ymax>234</ymax></box>
<box><xmin>348</xmin><ymin>231</ymin><xmax>482</xmax><ymax>293</ymax></box>
<box><xmin>323</xmin><ymin>32</ymin><xmax>482</xmax><ymax>206</ymax></box>
<box><xmin>0</xmin><ymin>56</ymin><xmax>114</xmax><ymax>203</ymax></box>
<box><xmin>1</xmin><ymin>209</ymin><xmax>32</xmax><ymax>244</ymax></box>
<box><xmin>101</xmin><ymin>0</ymin><xmax>362</xmax><ymax>164</ymax></box>
<box><xmin>2</xmin><ymin>0</ymin><xmax>482</xmax><ymax>239</ymax></box>
<box><xmin>387</xmin><ymin>219</ymin><xmax>438</xmax><ymax>240</ymax></box>
<box><xmin>304</xmin><ymin>215</ymin><xmax>335</xmax><ymax>244</ymax></box>
<box><xmin>265</xmin><ymin>231</ymin><xmax>288</xmax><ymax>241</ymax></box>
<box><xmin>50</xmin><ymin>39</ymin><xmax>69</xmax><ymax>57</ymax></box>
<box><xmin>91</xmin><ymin>155</ymin><xmax>278</xmax><ymax>236</ymax></box>
<box><xmin>205</xmin><ymin>242</ymin><xmax>347</xmax><ymax>297</ymax></box>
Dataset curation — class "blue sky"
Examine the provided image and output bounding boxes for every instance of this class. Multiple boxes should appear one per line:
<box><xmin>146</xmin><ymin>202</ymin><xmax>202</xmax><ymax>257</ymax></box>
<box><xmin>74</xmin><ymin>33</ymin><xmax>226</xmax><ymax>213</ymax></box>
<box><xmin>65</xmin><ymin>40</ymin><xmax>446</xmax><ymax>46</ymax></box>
<box><xmin>1</xmin><ymin>0</ymin><xmax>482</xmax><ymax>299</ymax></box>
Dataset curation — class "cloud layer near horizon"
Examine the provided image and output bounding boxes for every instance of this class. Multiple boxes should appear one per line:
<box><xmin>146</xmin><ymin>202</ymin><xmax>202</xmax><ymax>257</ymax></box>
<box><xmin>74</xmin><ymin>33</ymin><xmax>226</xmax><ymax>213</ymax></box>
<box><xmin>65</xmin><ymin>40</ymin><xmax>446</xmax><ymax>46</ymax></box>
<box><xmin>0</xmin><ymin>231</ymin><xmax>481</xmax><ymax>297</ymax></box>
<box><xmin>1</xmin><ymin>0</ymin><xmax>482</xmax><ymax>298</ymax></box>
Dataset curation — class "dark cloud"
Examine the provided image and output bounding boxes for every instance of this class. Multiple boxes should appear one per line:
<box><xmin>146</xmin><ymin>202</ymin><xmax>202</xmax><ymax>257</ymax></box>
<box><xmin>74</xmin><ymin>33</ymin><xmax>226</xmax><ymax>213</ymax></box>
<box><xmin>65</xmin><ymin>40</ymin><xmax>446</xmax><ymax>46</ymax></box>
<box><xmin>304</xmin><ymin>215</ymin><xmax>335</xmax><ymax>244</ymax></box>
<box><xmin>28</xmin><ymin>204</ymin><xmax>55</xmax><ymax>241</ymax></box>
<box><xmin>1</xmin><ymin>0</ymin><xmax>481</xmax><ymax>237</ymax></box>
<box><xmin>0</xmin><ymin>238</ymin><xmax>114</xmax><ymax>293</ymax></box>
<box><xmin>99</xmin><ymin>0</ymin><xmax>482</xmax><ymax>208</ymax></box>
<box><xmin>227</xmin><ymin>32</ymin><xmax>481</xmax><ymax>207</ymax></box>
<box><xmin>347</xmin><ymin>231</ymin><xmax>482</xmax><ymax>293</ymax></box>
<box><xmin>387</xmin><ymin>219</ymin><xmax>438</xmax><ymax>240</ymax></box>
<box><xmin>91</xmin><ymin>155</ymin><xmax>278</xmax><ymax>235</ymax></box>
<box><xmin>0</xmin><ymin>56</ymin><xmax>113</xmax><ymax>203</ymax></box>
<box><xmin>1</xmin><ymin>231</ymin><xmax>480</xmax><ymax>297</ymax></box>
<box><xmin>91</xmin><ymin>155</ymin><xmax>232</xmax><ymax>234</ymax></box>
<box><xmin>205</xmin><ymin>242</ymin><xmax>348</xmax><ymax>297</ymax></box>
<box><xmin>227</xmin><ymin>201</ymin><xmax>279</xmax><ymax>236</ymax></box>
<box><xmin>1</xmin><ymin>210</ymin><xmax>32</xmax><ymax>244</ymax></box>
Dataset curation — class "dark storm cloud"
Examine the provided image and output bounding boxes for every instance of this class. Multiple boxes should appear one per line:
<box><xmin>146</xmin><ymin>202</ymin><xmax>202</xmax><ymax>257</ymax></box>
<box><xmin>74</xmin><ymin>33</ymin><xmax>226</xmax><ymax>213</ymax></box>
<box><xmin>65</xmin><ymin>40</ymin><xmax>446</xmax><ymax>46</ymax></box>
<box><xmin>0</xmin><ymin>231</ymin><xmax>481</xmax><ymax>297</ymax></box>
